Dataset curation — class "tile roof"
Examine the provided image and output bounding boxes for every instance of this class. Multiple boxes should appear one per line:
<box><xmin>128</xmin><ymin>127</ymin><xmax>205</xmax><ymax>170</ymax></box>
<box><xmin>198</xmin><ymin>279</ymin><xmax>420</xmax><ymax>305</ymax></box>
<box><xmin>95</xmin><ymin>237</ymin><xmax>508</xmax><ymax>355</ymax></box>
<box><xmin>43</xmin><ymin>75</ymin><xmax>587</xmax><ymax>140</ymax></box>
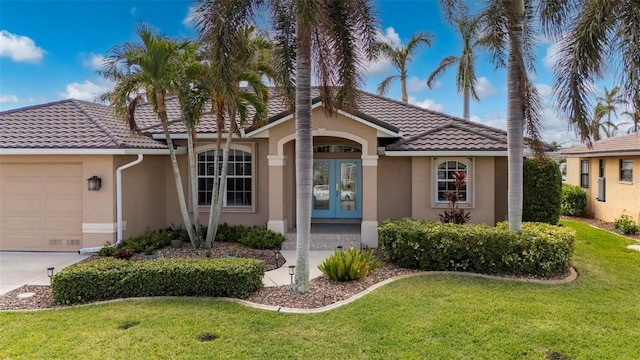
<box><xmin>560</xmin><ymin>132</ymin><xmax>640</xmax><ymax>156</ymax></box>
<box><xmin>0</xmin><ymin>99</ymin><xmax>168</xmax><ymax>150</ymax></box>
<box><xmin>1</xmin><ymin>89</ymin><xmax>514</xmax><ymax>153</ymax></box>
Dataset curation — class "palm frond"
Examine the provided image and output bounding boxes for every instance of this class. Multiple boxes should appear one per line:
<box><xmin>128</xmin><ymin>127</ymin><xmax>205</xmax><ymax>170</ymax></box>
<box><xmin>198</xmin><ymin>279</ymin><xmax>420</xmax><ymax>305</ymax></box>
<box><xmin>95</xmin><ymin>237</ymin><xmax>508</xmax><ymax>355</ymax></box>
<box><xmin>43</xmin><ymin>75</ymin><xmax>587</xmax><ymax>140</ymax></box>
<box><xmin>377</xmin><ymin>75</ymin><xmax>399</xmax><ymax>96</ymax></box>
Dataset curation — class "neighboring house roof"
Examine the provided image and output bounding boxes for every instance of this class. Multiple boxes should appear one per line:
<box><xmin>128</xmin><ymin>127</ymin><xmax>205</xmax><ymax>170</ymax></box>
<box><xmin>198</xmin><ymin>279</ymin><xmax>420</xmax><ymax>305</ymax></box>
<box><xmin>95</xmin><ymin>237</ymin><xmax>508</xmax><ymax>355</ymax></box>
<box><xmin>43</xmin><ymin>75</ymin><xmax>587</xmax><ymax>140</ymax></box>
<box><xmin>1</xmin><ymin>89</ymin><xmax>524</xmax><ymax>155</ymax></box>
<box><xmin>560</xmin><ymin>132</ymin><xmax>640</xmax><ymax>157</ymax></box>
<box><xmin>0</xmin><ymin>99</ymin><xmax>169</xmax><ymax>153</ymax></box>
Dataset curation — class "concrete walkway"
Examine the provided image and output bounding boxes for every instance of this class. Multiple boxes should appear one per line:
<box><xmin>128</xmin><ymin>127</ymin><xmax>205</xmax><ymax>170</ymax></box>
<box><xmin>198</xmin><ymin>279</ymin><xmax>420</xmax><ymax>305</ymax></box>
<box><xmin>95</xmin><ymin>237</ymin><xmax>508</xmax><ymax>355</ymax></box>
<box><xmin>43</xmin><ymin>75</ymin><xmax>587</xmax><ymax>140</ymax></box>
<box><xmin>0</xmin><ymin>252</ymin><xmax>91</xmax><ymax>295</ymax></box>
<box><xmin>263</xmin><ymin>250</ymin><xmax>334</xmax><ymax>287</ymax></box>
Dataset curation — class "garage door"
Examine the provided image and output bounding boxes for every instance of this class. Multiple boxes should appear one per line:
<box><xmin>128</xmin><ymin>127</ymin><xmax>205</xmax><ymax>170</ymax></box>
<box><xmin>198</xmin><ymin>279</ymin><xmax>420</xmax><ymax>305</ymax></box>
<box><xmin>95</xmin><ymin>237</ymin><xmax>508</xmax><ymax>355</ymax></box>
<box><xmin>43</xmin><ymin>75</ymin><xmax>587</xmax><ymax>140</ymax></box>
<box><xmin>0</xmin><ymin>163</ymin><xmax>83</xmax><ymax>251</ymax></box>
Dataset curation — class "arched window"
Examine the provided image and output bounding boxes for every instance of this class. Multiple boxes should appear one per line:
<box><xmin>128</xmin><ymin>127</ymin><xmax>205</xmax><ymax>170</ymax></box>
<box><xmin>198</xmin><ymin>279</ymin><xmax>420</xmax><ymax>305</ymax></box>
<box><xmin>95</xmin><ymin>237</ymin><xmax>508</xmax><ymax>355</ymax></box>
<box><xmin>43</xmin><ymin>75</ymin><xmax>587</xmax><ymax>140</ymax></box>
<box><xmin>436</xmin><ymin>160</ymin><xmax>469</xmax><ymax>203</ymax></box>
<box><xmin>197</xmin><ymin>148</ymin><xmax>252</xmax><ymax>207</ymax></box>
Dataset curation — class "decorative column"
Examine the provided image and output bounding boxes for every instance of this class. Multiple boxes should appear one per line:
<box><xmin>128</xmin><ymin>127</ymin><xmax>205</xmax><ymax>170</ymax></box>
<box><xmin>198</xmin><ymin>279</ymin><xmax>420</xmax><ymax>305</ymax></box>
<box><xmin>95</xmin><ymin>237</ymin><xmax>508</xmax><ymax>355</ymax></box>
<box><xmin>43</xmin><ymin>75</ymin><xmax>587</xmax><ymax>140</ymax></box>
<box><xmin>267</xmin><ymin>155</ymin><xmax>288</xmax><ymax>234</ymax></box>
<box><xmin>361</xmin><ymin>155</ymin><xmax>378</xmax><ymax>247</ymax></box>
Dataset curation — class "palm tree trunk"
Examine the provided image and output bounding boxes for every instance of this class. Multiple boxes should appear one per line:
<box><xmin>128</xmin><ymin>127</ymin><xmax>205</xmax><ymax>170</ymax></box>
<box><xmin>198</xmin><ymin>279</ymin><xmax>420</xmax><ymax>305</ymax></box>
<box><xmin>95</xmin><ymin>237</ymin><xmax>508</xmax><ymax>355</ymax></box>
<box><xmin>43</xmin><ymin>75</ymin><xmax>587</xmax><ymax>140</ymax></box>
<box><xmin>205</xmin><ymin>105</ymin><xmax>226</xmax><ymax>246</ymax></box>
<box><xmin>205</xmin><ymin>113</ymin><xmax>234</xmax><ymax>249</ymax></box>
<box><xmin>187</xmin><ymin>130</ymin><xmax>200</xmax><ymax>234</ymax></box>
<box><xmin>507</xmin><ymin>2</ymin><xmax>525</xmax><ymax>232</ymax></box>
<box><xmin>156</xmin><ymin>91</ymin><xmax>197</xmax><ymax>245</ymax></box>
<box><xmin>463</xmin><ymin>85</ymin><xmax>470</xmax><ymax>120</ymax></box>
<box><xmin>294</xmin><ymin>20</ymin><xmax>312</xmax><ymax>293</ymax></box>
<box><xmin>400</xmin><ymin>70</ymin><xmax>408</xmax><ymax>103</ymax></box>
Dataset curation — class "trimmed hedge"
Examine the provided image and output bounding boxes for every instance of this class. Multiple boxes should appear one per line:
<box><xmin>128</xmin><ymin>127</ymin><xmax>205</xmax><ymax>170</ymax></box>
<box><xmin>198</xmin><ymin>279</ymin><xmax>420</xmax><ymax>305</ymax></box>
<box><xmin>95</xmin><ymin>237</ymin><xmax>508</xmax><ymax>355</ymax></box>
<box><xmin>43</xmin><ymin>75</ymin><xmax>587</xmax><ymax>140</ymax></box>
<box><xmin>523</xmin><ymin>156</ymin><xmax>562</xmax><ymax>224</ymax></box>
<box><xmin>561</xmin><ymin>183</ymin><xmax>587</xmax><ymax>216</ymax></box>
<box><xmin>52</xmin><ymin>258</ymin><xmax>264</xmax><ymax>304</ymax></box>
<box><xmin>239</xmin><ymin>226</ymin><xmax>285</xmax><ymax>249</ymax></box>
<box><xmin>378</xmin><ymin>218</ymin><xmax>574</xmax><ymax>278</ymax></box>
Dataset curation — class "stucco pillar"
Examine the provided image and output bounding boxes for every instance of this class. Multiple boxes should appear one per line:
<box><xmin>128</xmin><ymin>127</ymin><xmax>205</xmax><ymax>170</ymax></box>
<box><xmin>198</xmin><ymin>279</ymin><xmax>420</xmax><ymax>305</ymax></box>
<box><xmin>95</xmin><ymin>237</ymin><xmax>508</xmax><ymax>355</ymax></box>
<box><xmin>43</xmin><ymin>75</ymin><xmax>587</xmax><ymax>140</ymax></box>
<box><xmin>267</xmin><ymin>155</ymin><xmax>287</xmax><ymax>234</ymax></box>
<box><xmin>411</xmin><ymin>157</ymin><xmax>430</xmax><ymax>219</ymax></box>
<box><xmin>361</xmin><ymin>155</ymin><xmax>378</xmax><ymax>248</ymax></box>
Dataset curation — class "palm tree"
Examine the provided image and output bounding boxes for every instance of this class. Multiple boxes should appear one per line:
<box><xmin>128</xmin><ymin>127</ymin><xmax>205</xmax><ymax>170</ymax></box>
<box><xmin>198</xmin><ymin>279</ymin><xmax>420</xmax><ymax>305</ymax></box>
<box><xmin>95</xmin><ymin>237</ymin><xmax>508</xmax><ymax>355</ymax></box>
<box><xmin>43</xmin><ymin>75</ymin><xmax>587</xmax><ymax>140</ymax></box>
<box><xmin>427</xmin><ymin>12</ymin><xmax>485</xmax><ymax>120</ymax></box>
<box><xmin>544</xmin><ymin>1</ymin><xmax>640</xmax><ymax>146</ymax></box>
<box><xmin>593</xmin><ymin>86</ymin><xmax>627</xmax><ymax>139</ymax></box>
<box><xmin>621</xmin><ymin>110</ymin><xmax>640</xmax><ymax>134</ymax></box>
<box><xmin>195</xmin><ymin>0</ymin><xmax>377</xmax><ymax>293</ymax></box>
<box><xmin>440</xmin><ymin>0</ymin><xmax>543</xmax><ymax>232</ymax></box>
<box><xmin>376</xmin><ymin>32</ymin><xmax>434</xmax><ymax>103</ymax></box>
<box><xmin>100</xmin><ymin>24</ymin><xmax>199</xmax><ymax>247</ymax></box>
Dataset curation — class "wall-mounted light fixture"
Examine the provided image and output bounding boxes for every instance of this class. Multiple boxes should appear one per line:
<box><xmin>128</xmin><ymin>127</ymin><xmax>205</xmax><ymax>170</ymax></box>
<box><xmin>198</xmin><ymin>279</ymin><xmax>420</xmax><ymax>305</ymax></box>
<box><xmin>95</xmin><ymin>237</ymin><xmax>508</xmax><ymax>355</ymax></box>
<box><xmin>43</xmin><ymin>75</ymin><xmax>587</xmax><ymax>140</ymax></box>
<box><xmin>87</xmin><ymin>176</ymin><xmax>102</xmax><ymax>191</ymax></box>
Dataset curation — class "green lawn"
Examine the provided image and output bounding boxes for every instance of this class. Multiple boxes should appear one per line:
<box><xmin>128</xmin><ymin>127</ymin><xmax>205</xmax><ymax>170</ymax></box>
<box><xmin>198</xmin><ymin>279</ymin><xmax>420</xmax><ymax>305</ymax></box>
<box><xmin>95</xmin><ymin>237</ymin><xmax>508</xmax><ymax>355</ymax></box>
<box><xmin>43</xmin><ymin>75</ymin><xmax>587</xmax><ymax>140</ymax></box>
<box><xmin>1</xmin><ymin>220</ymin><xmax>639</xmax><ymax>359</ymax></box>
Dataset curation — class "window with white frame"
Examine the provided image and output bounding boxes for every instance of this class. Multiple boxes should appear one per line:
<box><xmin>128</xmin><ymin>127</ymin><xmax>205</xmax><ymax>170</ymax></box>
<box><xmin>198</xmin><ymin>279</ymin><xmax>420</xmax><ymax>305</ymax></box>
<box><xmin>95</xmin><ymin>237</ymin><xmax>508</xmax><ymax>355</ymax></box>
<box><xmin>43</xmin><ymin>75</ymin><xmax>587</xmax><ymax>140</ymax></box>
<box><xmin>580</xmin><ymin>160</ymin><xmax>589</xmax><ymax>188</ymax></box>
<box><xmin>197</xmin><ymin>148</ymin><xmax>252</xmax><ymax>206</ymax></box>
<box><xmin>436</xmin><ymin>160</ymin><xmax>469</xmax><ymax>203</ymax></box>
<box><xmin>620</xmin><ymin>159</ymin><xmax>633</xmax><ymax>182</ymax></box>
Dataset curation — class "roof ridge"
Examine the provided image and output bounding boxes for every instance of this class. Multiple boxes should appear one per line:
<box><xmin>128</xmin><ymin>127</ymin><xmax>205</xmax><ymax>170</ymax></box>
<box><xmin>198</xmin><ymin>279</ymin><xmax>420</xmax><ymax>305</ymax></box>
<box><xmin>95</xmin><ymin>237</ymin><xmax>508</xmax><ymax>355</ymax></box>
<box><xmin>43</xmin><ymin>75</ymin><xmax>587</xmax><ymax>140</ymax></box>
<box><xmin>0</xmin><ymin>99</ymin><xmax>76</xmax><ymax>116</ymax></box>
<box><xmin>70</xmin><ymin>99</ymin><xmax>124</xmax><ymax>148</ymax></box>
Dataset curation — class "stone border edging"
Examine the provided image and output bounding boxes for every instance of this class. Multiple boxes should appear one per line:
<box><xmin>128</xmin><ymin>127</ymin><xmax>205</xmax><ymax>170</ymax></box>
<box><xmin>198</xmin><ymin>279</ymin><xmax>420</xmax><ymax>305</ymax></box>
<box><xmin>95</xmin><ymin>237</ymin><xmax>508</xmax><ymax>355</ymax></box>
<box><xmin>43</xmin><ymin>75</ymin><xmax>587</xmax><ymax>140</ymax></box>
<box><xmin>2</xmin><ymin>268</ymin><xmax>577</xmax><ymax>313</ymax></box>
<box><xmin>220</xmin><ymin>267</ymin><xmax>578</xmax><ymax>314</ymax></box>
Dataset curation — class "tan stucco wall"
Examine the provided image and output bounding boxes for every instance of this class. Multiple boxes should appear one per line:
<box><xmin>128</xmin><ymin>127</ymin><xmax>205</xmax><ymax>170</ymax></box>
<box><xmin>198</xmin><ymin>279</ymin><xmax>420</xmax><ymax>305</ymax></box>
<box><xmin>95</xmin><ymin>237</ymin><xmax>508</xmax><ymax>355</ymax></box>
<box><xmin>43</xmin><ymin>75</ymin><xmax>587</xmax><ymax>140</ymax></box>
<box><xmin>164</xmin><ymin>139</ymin><xmax>270</xmax><ymax>228</ymax></box>
<box><xmin>377</xmin><ymin>156</ymin><xmax>412</xmax><ymax>220</ymax></box>
<box><xmin>0</xmin><ymin>155</ymin><xmax>116</xmax><ymax>249</ymax></box>
<box><xmin>566</xmin><ymin>156</ymin><xmax>640</xmax><ymax>223</ymax></box>
<box><xmin>116</xmin><ymin>155</ymin><xmax>168</xmax><ymax>239</ymax></box>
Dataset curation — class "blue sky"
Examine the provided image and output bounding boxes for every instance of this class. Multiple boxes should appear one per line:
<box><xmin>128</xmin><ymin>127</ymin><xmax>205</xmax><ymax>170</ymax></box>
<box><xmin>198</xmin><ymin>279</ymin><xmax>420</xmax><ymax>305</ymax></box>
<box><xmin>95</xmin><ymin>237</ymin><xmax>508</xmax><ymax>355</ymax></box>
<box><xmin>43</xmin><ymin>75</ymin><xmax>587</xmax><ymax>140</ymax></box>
<box><xmin>0</xmin><ymin>0</ymin><xmax>626</xmax><ymax>145</ymax></box>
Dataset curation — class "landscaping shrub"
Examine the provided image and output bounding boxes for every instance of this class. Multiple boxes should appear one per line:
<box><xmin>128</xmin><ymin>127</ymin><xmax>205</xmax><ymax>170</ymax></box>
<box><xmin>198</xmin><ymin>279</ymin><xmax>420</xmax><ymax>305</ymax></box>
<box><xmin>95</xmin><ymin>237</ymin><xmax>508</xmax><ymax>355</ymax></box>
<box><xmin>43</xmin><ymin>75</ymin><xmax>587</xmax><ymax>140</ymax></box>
<box><xmin>613</xmin><ymin>213</ymin><xmax>639</xmax><ymax>235</ymax></box>
<box><xmin>561</xmin><ymin>183</ymin><xmax>587</xmax><ymax>216</ymax></box>
<box><xmin>523</xmin><ymin>156</ymin><xmax>562</xmax><ymax>224</ymax></box>
<box><xmin>112</xmin><ymin>249</ymin><xmax>135</xmax><ymax>260</ymax></box>
<box><xmin>118</xmin><ymin>230</ymin><xmax>171</xmax><ymax>253</ymax></box>
<box><xmin>239</xmin><ymin>226</ymin><xmax>285</xmax><ymax>249</ymax></box>
<box><xmin>97</xmin><ymin>245</ymin><xmax>117</xmax><ymax>257</ymax></box>
<box><xmin>166</xmin><ymin>224</ymin><xmax>190</xmax><ymax>242</ymax></box>
<box><xmin>378</xmin><ymin>218</ymin><xmax>574</xmax><ymax>278</ymax></box>
<box><xmin>52</xmin><ymin>257</ymin><xmax>264</xmax><ymax>304</ymax></box>
<box><xmin>215</xmin><ymin>223</ymin><xmax>248</xmax><ymax>243</ymax></box>
<box><xmin>318</xmin><ymin>248</ymin><xmax>380</xmax><ymax>281</ymax></box>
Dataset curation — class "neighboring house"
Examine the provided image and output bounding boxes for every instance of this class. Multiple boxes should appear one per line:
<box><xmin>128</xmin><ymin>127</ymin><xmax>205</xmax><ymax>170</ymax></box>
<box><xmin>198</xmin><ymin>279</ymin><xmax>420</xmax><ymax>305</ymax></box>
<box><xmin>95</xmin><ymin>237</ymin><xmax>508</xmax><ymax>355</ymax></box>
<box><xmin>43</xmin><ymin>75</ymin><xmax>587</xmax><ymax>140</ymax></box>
<box><xmin>561</xmin><ymin>133</ymin><xmax>640</xmax><ymax>223</ymax></box>
<box><xmin>0</xmin><ymin>90</ymin><xmax>528</xmax><ymax>252</ymax></box>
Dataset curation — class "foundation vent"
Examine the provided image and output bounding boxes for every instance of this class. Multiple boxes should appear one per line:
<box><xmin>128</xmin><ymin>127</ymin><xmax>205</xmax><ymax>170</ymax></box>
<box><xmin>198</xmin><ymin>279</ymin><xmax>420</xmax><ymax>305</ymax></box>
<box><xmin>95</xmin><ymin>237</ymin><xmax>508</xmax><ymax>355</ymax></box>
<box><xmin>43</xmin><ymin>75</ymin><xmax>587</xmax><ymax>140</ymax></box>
<box><xmin>66</xmin><ymin>239</ymin><xmax>81</xmax><ymax>247</ymax></box>
<box><xmin>48</xmin><ymin>239</ymin><xmax>62</xmax><ymax>246</ymax></box>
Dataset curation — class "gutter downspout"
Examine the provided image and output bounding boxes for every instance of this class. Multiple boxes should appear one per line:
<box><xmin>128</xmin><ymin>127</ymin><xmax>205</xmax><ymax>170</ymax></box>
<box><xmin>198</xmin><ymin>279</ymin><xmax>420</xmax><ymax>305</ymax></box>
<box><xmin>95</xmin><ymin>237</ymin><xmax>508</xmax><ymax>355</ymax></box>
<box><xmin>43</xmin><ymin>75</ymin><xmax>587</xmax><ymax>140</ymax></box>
<box><xmin>78</xmin><ymin>154</ymin><xmax>144</xmax><ymax>254</ymax></box>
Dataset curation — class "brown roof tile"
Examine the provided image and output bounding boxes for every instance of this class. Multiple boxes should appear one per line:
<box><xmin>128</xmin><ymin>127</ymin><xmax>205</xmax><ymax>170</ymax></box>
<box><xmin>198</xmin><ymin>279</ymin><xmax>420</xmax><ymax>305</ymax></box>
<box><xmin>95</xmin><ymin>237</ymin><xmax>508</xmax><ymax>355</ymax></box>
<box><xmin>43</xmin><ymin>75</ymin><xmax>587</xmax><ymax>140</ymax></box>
<box><xmin>560</xmin><ymin>132</ymin><xmax>640</xmax><ymax>156</ymax></box>
<box><xmin>0</xmin><ymin>99</ymin><xmax>168</xmax><ymax>149</ymax></box>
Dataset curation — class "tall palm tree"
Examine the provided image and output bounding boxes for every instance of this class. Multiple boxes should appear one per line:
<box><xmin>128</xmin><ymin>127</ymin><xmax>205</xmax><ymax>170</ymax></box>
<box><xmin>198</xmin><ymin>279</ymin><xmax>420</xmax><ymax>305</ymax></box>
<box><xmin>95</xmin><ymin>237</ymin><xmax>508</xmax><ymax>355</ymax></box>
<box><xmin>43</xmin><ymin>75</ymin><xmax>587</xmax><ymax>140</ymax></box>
<box><xmin>427</xmin><ymin>12</ymin><xmax>485</xmax><ymax>120</ymax></box>
<box><xmin>195</xmin><ymin>0</ymin><xmax>377</xmax><ymax>293</ymax></box>
<box><xmin>376</xmin><ymin>32</ymin><xmax>434</xmax><ymax>103</ymax></box>
<box><xmin>544</xmin><ymin>0</ymin><xmax>640</xmax><ymax>146</ymax></box>
<box><xmin>593</xmin><ymin>86</ymin><xmax>627</xmax><ymax>139</ymax></box>
<box><xmin>440</xmin><ymin>0</ymin><xmax>543</xmax><ymax>232</ymax></box>
<box><xmin>100</xmin><ymin>24</ymin><xmax>198</xmax><ymax>247</ymax></box>
<box><xmin>621</xmin><ymin>110</ymin><xmax>640</xmax><ymax>134</ymax></box>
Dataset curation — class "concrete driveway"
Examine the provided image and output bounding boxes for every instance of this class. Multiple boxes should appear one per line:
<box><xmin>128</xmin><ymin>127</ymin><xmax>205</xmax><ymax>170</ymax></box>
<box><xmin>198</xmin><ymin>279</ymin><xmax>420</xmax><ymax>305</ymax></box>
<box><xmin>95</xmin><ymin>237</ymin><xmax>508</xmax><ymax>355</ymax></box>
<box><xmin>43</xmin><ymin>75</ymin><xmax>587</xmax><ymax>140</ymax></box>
<box><xmin>0</xmin><ymin>252</ymin><xmax>90</xmax><ymax>295</ymax></box>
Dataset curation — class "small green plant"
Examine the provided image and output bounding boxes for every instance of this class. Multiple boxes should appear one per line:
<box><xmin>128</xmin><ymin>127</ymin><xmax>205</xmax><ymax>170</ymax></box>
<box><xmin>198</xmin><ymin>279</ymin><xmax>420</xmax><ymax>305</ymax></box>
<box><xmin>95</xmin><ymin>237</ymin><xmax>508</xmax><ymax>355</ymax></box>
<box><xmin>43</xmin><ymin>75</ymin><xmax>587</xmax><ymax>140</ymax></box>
<box><xmin>561</xmin><ymin>184</ymin><xmax>587</xmax><ymax>216</ymax></box>
<box><xmin>204</xmin><ymin>250</ymin><xmax>212</xmax><ymax>259</ymax></box>
<box><xmin>439</xmin><ymin>171</ymin><xmax>471</xmax><ymax>224</ymax></box>
<box><xmin>97</xmin><ymin>244</ymin><xmax>117</xmax><ymax>257</ymax></box>
<box><xmin>215</xmin><ymin>223</ymin><xmax>248</xmax><ymax>243</ymax></box>
<box><xmin>318</xmin><ymin>247</ymin><xmax>381</xmax><ymax>282</ymax></box>
<box><xmin>613</xmin><ymin>213</ymin><xmax>639</xmax><ymax>235</ymax></box>
<box><xmin>112</xmin><ymin>249</ymin><xmax>135</xmax><ymax>260</ymax></box>
<box><xmin>239</xmin><ymin>226</ymin><xmax>285</xmax><ymax>249</ymax></box>
<box><xmin>119</xmin><ymin>229</ymin><xmax>170</xmax><ymax>253</ymax></box>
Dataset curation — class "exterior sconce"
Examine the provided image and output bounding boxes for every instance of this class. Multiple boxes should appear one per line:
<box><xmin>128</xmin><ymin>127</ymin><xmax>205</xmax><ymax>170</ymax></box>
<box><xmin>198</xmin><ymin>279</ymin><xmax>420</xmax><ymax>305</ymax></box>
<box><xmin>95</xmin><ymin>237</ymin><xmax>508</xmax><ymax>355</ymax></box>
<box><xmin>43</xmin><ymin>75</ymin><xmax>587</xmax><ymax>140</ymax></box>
<box><xmin>47</xmin><ymin>267</ymin><xmax>55</xmax><ymax>284</ymax></box>
<box><xmin>87</xmin><ymin>176</ymin><xmax>102</xmax><ymax>191</ymax></box>
<box><xmin>288</xmin><ymin>265</ymin><xmax>295</xmax><ymax>285</ymax></box>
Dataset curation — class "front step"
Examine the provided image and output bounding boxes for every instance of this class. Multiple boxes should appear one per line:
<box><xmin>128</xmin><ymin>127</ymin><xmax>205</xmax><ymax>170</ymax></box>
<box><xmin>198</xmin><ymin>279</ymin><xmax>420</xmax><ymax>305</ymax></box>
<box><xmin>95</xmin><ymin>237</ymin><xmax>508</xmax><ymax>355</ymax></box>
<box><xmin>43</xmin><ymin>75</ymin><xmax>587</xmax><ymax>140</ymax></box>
<box><xmin>281</xmin><ymin>233</ymin><xmax>361</xmax><ymax>250</ymax></box>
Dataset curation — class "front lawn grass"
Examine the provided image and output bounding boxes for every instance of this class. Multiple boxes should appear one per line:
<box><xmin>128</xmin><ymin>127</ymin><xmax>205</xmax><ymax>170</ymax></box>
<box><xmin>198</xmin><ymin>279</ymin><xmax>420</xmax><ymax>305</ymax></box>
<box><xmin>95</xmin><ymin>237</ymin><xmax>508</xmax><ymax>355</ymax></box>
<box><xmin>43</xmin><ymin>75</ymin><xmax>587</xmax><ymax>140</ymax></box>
<box><xmin>1</xmin><ymin>221</ymin><xmax>639</xmax><ymax>359</ymax></box>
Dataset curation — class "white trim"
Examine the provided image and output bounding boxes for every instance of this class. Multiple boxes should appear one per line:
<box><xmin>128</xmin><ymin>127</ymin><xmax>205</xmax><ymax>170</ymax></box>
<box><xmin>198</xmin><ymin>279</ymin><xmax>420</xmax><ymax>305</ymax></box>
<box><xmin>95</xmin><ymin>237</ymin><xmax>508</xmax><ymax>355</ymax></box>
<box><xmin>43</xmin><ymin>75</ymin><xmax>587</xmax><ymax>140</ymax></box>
<box><xmin>563</xmin><ymin>151</ymin><xmax>640</xmax><ymax>158</ymax></box>
<box><xmin>82</xmin><ymin>222</ymin><xmax>127</xmax><ymax>234</ymax></box>
<box><xmin>152</xmin><ymin>133</ymin><xmax>243</xmax><ymax>140</ymax></box>
<box><xmin>268</xmin><ymin>155</ymin><xmax>287</xmax><ymax>167</ymax></box>
<box><xmin>385</xmin><ymin>150</ymin><xmax>527</xmax><ymax>157</ymax></box>
<box><xmin>267</xmin><ymin>220</ymin><xmax>288</xmax><ymax>235</ymax></box>
<box><xmin>361</xmin><ymin>155</ymin><xmax>378</xmax><ymax>167</ymax></box>
<box><xmin>245</xmin><ymin>102</ymin><xmax>324</xmax><ymax>138</ymax></box>
<box><xmin>361</xmin><ymin>221</ymin><xmax>379</xmax><ymax>248</ymax></box>
<box><xmin>0</xmin><ymin>148</ymin><xmax>185</xmax><ymax>155</ymax></box>
<box><xmin>277</xmin><ymin>130</ymin><xmax>369</xmax><ymax>157</ymax></box>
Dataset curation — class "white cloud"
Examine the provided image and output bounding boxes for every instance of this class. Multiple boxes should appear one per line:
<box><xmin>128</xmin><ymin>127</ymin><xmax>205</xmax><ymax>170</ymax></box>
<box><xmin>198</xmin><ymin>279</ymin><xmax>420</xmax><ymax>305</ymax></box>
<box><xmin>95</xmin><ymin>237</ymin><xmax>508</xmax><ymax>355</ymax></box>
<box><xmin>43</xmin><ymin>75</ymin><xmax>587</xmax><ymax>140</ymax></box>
<box><xmin>543</xmin><ymin>43</ymin><xmax>561</xmax><ymax>70</ymax></box>
<box><xmin>183</xmin><ymin>6</ymin><xmax>197</xmax><ymax>27</ymax></box>
<box><xmin>59</xmin><ymin>80</ymin><xmax>112</xmax><ymax>101</ymax></box>
<box><xmin>0</xmin><ymin>94</ymin><xmax>19</xmax><ymax>103</ymax></box>
<box><xmin>469</xmin><ymin>111</ymin><xmax>507</xmax><ymax>131</ymax></box>
<box><xmin>476</xmin><ymin>77</ymin><xmax>497</xmax><ymax>98</ymax></box>
<box><xmin>536</xmin><ymin>83</ymin><xmax>554</xmax><ymax>98</ymax></box>
<box><xmin>363</xmin><ymin>27</ymin><xmax>401</xmax><ymax>75</ymax></box>
<box><xmin>130</xmin><ymin>7</ymin><xmax>137</xmax><ymax>16</ymax></box>
<box><xmin>82</xmin><ymin>53</ymin><xmax>105</xmax><ymax>70</ymax></box>
<box><xmin>407</xmin><ymin>76</ymin><xmax>429</xmax><ymax>93</ymax></box>
<box><xmin>408</xmin><ymin>96</ymin><xmax>444</xmax><ymax>112</ymax></box>
<box><xmin>0</xmin><ymin>30</ymin><xmax>45</xmax><ymax>63</ymax></box>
